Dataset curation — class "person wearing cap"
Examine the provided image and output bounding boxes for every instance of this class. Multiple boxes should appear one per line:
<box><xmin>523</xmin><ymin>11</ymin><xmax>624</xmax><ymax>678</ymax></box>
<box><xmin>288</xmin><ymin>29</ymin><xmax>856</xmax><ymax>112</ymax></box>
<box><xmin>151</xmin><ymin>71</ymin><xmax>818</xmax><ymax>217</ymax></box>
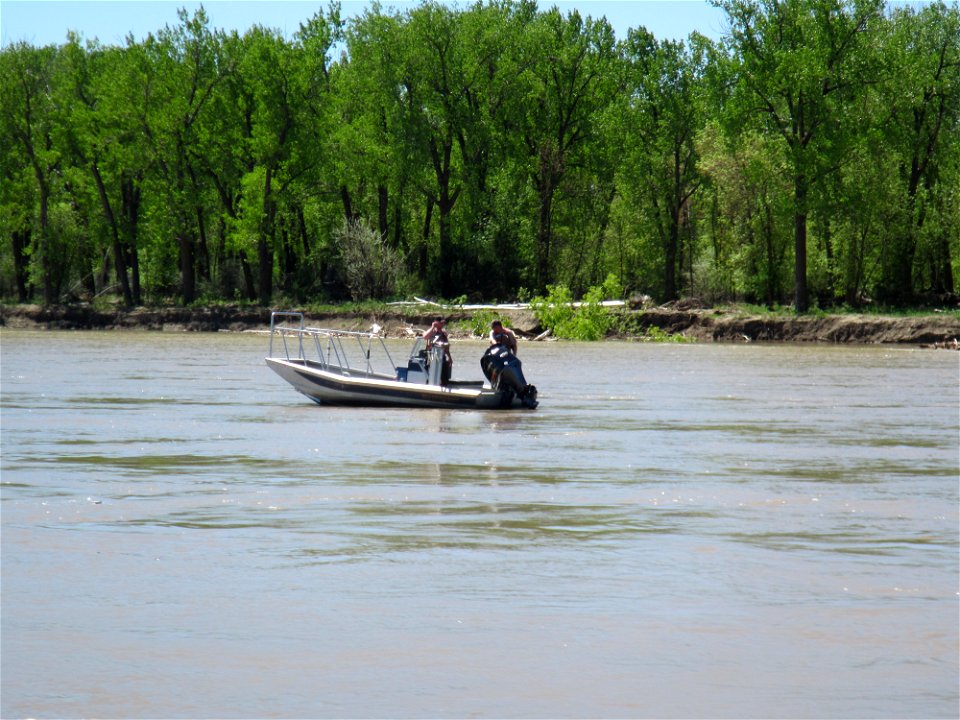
<box><xmin>423</xmin><ymin>316</ymin><xmax>453</xmax><ymax>385</ymax></box>
<box><xmin>489</xmin><ymin>319</ymin><xmax>518</xmax><ymax>354</ymax></box>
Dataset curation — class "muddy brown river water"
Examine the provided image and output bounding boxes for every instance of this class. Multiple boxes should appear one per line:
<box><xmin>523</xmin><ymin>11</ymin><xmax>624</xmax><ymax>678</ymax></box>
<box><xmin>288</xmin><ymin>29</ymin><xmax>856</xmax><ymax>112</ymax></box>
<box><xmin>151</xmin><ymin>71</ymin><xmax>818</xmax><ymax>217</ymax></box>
<box><xmin>1</xmin><ymin>330</ymin><xmax>957</xmax><ymax>719</ymax></box>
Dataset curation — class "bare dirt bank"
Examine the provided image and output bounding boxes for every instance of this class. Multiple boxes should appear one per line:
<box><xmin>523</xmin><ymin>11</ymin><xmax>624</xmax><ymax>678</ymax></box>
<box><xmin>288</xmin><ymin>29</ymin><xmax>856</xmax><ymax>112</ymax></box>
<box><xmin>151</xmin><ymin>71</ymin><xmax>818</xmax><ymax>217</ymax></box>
<box><xmin>626</xmin><ymin>308</ymin><xmax>960</xmax><ymax>346</ymax></box>
<box><xmin>2</xmin><ymin>303</ymin><xmax>959</xmax><ymax>347</ymax></box>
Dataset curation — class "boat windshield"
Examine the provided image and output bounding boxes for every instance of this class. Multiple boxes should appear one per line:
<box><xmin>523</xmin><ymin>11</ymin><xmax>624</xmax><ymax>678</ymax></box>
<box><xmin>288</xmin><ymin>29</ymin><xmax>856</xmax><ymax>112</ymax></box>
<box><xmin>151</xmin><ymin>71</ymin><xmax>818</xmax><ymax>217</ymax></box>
<box><xmin>408</xmin><ymin>336</ymin><xmax>425</xmax><ymax>359</ymax></box>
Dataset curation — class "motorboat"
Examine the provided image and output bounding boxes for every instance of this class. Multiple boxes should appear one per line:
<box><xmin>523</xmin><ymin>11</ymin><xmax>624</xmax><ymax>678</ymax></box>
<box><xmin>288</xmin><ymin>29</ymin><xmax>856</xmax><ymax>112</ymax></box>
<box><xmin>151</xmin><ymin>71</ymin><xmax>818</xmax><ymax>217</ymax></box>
<box><xmin>265</xmin><ymin>311</ymin><xmax>538</xmax><ymax>409</ymax></box>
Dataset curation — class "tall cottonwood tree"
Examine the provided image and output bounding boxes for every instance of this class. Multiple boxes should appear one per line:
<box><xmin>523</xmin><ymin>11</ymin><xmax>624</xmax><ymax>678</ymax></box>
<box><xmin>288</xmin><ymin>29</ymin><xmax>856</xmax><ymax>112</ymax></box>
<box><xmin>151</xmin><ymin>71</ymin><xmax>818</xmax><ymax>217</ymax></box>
<box><xmin>0</xmin><ymin>86</ymin><xmax>34</xmax><ymax>301</ymax></box>
<box><xmin>238</xmin><ymin>11</ymin><xmax>341</xmax><ymax>303</ymax></box>
<box><xmin>135</xmin><ymin>8</ymin><xmax>231</xmax><ymax>303</ymax></box>
<box><xmin>403</xmin><ymin>2</ymin><xmax>470</xmax><ymax>297</ymax></box>
<box><xmin>878</xmin><ymin>1</ymin><xmax>960</xmax><ymax>301</ymax></box>
<box><xmin>57</xmin><ymin>36</ymin><xmax>145</xmax><ymax>305</ymax></box>
<box><xmin>717</xmin><ymin>0</ymin><xmax>885</xmax><ymax>311</ymax></box>
<box><xmin>340</xmin><ymin>4</ymin><xmax>441</xmax><ymax>291</ymax></box>
<box><xmin>518</xmin><ymin>8</ymin><xmax>620</xmax><ymax>292</ymax></box>
<box><xmin>339</xmin><ymin>5</ymin><xmax>413</xmax><ymax>247</ymax></box>
<box><xmin>0</xmin><ymin>43</ymin><xmax>61</xmax><ymax>303</ymax></box>
<box><xmin>621</xmin><ymin>29</ymin><xmax>704</xmax><ymax>301</ymax></box>
<box><xmin>193</xmin><ymin>29</ymin><xmax>258</xmax><ymax>300</ymax></box>
<box><xmin>240</xmin><ymin>26</ymin><xmax>300</xmax><ymax>304</ymax></box>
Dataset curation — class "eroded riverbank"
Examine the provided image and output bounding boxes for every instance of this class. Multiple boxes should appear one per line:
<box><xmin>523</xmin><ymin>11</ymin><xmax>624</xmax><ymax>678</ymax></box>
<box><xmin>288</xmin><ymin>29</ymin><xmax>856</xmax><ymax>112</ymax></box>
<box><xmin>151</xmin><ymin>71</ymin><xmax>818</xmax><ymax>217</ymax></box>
<box><xmin>1</xmin><ymin>303</ymin><xmax>959</xmax><ymax>346</ymax></box>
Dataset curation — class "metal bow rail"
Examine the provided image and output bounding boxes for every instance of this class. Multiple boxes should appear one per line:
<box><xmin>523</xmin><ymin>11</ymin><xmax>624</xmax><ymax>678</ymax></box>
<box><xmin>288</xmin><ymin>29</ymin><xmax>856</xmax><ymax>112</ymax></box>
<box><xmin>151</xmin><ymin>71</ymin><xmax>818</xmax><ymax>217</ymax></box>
<box><xmin>268</xmin><ymin>311</ymin><xmax>398</xmax><ymax>377</ymax></box>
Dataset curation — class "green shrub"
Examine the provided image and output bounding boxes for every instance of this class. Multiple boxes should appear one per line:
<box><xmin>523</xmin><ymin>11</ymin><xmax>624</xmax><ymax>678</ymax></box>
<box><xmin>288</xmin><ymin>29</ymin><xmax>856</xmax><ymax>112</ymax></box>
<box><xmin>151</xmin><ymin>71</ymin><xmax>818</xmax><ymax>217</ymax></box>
<box><xmin>451</xmin><ymin>309</ymin><xmax>497</xmax><ymax>337</ymax></box>
<box><xmin>530</xmin><ymin>284</ymin><xmax>576</xmax><ymax>337</ymax></box>
<box><xmin>641</xmin><ymin>325</ymin><xmax>695</xmax><ymax>343</ymax></box>
<box><xmin>531</xmin><ymin>275</ymin><xmax>621</xmax><ymax>341</ymax></box>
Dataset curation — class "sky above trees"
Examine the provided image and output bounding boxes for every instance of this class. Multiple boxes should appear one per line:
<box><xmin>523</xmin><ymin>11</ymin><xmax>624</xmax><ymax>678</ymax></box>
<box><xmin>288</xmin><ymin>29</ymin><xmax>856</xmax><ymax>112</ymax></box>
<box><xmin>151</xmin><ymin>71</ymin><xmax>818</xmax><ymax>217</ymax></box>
<box><xmin>2</xmin><ymin>0</ymin><xmax>727</xmax><ymax>47</ymax></box>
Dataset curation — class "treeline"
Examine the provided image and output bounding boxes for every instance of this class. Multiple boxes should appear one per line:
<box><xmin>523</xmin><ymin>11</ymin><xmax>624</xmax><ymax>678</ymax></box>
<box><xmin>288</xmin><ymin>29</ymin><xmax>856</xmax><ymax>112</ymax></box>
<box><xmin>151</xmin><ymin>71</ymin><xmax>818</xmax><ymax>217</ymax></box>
<box><xmin>1</xmin><ymin>0</ymin><xmax>957</xmax><ymax>311</ymax></box>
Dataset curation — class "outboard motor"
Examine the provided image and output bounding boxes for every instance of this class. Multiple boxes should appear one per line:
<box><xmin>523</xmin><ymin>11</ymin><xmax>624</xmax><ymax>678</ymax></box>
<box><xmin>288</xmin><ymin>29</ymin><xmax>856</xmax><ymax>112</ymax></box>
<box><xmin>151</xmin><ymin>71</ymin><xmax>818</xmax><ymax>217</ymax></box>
<box><xmin>480</xmin><ymin>345</ymin><xmax>538</xmax><ymax>408</ymax></box>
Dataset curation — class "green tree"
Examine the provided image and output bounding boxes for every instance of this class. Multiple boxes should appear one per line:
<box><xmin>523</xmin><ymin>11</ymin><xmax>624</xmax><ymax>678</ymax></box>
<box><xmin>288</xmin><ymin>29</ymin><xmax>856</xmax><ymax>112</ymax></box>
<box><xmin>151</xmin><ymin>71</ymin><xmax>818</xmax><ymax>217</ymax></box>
<box><xmin>519</xmin><ymin>8</ymin><xmax>621</xmax><ymax>292</ymax></box>
<box><xmin>620</xmin><ymin>29</ymin><xmax>704</xmax><ymax>301</ymax></box>
<box><xmin>699</xmin><ymin>126</ymin><xmax>793</xmax><ymax>304</ymax></box>
<box><xmin>0</xmin><ymin>43</ymin><xmax>62</xmax><ymax>303</ymax></box>
<box><xmin>239</xmin><ymin>25</ymin><xmax>298</xmax><ymax>304</ymax></box>
<box><xmin>449</xmin><ymin>0</ymin><xmax>539</xmax><ymax>296</ymax></box>
<box><xmin>195</xmin><ymin>28</ymin><xmax>257</xmax><ymax>301</ymax></box>
<box><xmin>236</xmin><ymin>9</ymin><xmax>341</xmax><ymax>304</ymax></box>
<box><xmin>340</xmin><ymin>8</ymin><xmax>405</xmax><ymax>222</ymax></box>
<box><xmin>136</xmin><ymin>8</ymin><xmax>232</xmax><ymax>304</ymax></box>
<box><xmin>878</xmin><ymin>1</ymin><xmax>960</xmax><ymax>301</ymax></box>
<box><xmin>336</xmin><ymin>5</ymin><xmax>417</xmax><ymax>295</ymax></box>
<box><xmin>402</xmin><ymin>1</ymin><xmax>470</xmax><ymax>297</ymax></box>
<box><xmin>57</xmin><ymin>35</ymin><xmax>148</xmax><ymax>305</ymax></box>
<box><xmin>717</xmin><ymin>0</ymin><xmax>885</xmax><ymax>311</ymax></box>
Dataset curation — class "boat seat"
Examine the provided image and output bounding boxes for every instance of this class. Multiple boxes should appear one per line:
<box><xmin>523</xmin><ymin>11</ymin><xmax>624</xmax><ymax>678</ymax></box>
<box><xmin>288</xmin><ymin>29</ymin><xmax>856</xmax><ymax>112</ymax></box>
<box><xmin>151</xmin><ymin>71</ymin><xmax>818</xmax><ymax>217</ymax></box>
<box><xmin>398</xmin><ymin>356</ymin><xmax>427</xmax><ymax>382</ymax></box>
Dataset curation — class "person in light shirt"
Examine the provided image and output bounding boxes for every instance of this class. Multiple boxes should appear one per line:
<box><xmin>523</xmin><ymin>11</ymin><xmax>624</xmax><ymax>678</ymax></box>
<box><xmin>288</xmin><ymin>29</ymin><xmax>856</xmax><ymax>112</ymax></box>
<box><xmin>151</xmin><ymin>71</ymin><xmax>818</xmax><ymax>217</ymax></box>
<box><xmin>489</xmin><ymin>319</ymin><xmax>518</xmax><ymax>354</ymax></box>
<box><xmin>423</xmin><ymin>316</ymin><xmax>453</xmax><ymax>385</ymax></box>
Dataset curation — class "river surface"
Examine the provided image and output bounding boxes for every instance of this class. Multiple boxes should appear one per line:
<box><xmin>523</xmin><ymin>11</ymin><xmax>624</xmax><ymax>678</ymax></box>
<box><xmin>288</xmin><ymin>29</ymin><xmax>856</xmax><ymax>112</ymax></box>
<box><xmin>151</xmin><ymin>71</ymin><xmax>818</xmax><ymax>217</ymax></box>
<box><xmin>1</xmin><ymin>330</ymin><xmax>957</xmax><ymax>719</ymax></box>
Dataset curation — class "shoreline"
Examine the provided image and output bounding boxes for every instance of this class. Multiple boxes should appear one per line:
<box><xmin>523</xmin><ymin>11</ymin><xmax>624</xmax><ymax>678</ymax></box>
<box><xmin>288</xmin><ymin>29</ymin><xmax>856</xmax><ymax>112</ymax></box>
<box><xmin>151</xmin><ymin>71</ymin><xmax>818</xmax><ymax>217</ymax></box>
<box><xmin>1</xmin><ymin>303</ymin><xmax>959</xmax><ymax>347</ymax></box>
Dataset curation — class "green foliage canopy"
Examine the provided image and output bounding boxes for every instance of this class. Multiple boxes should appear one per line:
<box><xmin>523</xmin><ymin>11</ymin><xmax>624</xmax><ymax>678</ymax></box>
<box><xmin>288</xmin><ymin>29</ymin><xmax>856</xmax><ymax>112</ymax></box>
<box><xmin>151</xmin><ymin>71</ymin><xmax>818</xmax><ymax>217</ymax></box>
<box><xmin>1</xmin><ymin>0</ymin><xmax>957</xmax><ymax>310</ymax></box>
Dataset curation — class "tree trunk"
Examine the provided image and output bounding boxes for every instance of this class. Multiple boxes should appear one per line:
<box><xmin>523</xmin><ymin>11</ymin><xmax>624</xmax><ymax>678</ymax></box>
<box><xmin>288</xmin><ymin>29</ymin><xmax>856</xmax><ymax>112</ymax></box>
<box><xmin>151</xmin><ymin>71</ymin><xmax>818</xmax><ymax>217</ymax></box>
<box><xmin>298</xmin><ymin>206</ymin><xmax>310</xmax><ymax>257</ymax></box>
<box><xmin>534</xmin><ymin>142</ymin><xmax>561</xmax><ymax>293</ymax></box>
<box><xmin>92</xmin><ymin>162</ymin><xmax>133</xmax><ymax>306</ymax></box>
<box><xmin>536</xmin><ymin>184</ymin><xmax>554</xmax><ymax>294</ymax></box>
<box><xmin>195</xmin><ymin>205</ymin><xmax>211</xmax><ymax>282</ymax></box>
<box><xmin>438</xmin><ymin>189</ymin><xmax>455</xmax><ymax>297</ymax></box>
<box><xmin>665</xmin><ymin>148</ymin><xmax>685</xmax><ymax>302</ymax></box>
<box><xmin>420</xmin><ymin>196</ymin><xmax>433</xmax><ymax>278</ymax></box>
<box><xmin>340</xmin><ymin>186</ymin><xmax>357</xmax><ymax>223</ymax></box>
<box><xmin>932</xmin><ymin>230</ymin><xmax>955</xmax><ymax>295</ymax></box>
<box><xmin>37</xmin><ymin>175</ymin><xmax>53</xmax><ymax>305</ymax></box>
<box><xmin>793</xmin><ymin>174</ymin><xmax>809</xmax><ymax>312</ymax></box>
<box><xmin>239</xmin><ymin>250</ymin><xmax>257</xmax><ymax>301</ymax></box>
<box><xmin>121</xmin><ymin>174</ymin><xmax>142</xmax><ymax>305</ymax></box>
<box><xmin>258</xmin><ymin>167</ymin><xmax>275</xmax><ymax>305</ymax></box>
<box><xmin>378</xmin><ymin>184</ymin><xmax>389</xmax><ymax>242</ymax></box>
<box><xmin>431</xmin><ymin>136</ymin><xmax>458</xmax><ymax>298</ymax></box>
<box><xmin>11</xmin><ymin>229</ymin><xmax>31</xmax><ymax>302</ymax></box>
<box><xmin>179</xmin><ymin>231</ymin><xmax>196</xmax><ymax>305</ymax></box>
<box><xmin>664</xmin><ymin>212</ymin><xmax>679</xmax><ymax>302</ymax></box>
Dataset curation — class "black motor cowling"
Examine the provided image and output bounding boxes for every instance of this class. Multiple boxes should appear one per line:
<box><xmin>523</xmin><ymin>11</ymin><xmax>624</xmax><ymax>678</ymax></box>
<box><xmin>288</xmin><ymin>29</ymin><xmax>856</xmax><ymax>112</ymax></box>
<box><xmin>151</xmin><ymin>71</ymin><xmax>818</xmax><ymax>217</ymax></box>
<box><xmin>480</xmin><ymin>345</ymin><xmax>538</xmax><ymax>408</ymax></box>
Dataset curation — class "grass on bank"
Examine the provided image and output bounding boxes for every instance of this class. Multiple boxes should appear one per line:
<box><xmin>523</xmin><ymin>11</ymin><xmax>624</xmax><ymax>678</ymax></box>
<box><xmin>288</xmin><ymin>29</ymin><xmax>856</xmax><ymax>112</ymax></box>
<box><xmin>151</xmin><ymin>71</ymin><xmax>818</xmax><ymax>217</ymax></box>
<box><xmin>716</xmin><ymin>301</ymin><xmax>960</xmax><ymax>320</ymax></box>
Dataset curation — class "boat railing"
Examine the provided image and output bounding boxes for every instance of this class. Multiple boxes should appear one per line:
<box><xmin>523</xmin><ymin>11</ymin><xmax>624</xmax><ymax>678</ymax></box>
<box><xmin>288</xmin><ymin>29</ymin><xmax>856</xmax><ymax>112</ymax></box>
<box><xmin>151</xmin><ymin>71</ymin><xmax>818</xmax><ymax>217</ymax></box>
<box><xmin>268</xmin><ymin>311</ymin><xmax>398</xmax><ymax>377</ymax></box>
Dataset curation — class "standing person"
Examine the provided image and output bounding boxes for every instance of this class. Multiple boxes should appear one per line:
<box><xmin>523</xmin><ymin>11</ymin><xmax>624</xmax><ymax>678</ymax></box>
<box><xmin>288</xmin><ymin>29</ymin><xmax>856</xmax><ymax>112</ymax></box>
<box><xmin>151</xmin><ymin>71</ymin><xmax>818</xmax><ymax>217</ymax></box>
<box><xmin>489</xmin><ymin>319</ymin><xmax>518</xmax><ymax>354</ymax></box>
<box><xmin>423</xmin><ymin>317</ymin><xmax>453</xmax><ymax>385</ymax></box>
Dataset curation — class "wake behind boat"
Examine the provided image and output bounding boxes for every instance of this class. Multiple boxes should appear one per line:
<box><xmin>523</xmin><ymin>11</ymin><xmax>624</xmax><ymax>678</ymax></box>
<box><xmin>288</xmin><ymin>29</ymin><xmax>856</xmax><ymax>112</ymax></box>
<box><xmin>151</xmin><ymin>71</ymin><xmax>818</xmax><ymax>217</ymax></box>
<box><xmin>265</xmin><ymin>311</ymin><xmax>538</xmax><ymax>409</ymax></box>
